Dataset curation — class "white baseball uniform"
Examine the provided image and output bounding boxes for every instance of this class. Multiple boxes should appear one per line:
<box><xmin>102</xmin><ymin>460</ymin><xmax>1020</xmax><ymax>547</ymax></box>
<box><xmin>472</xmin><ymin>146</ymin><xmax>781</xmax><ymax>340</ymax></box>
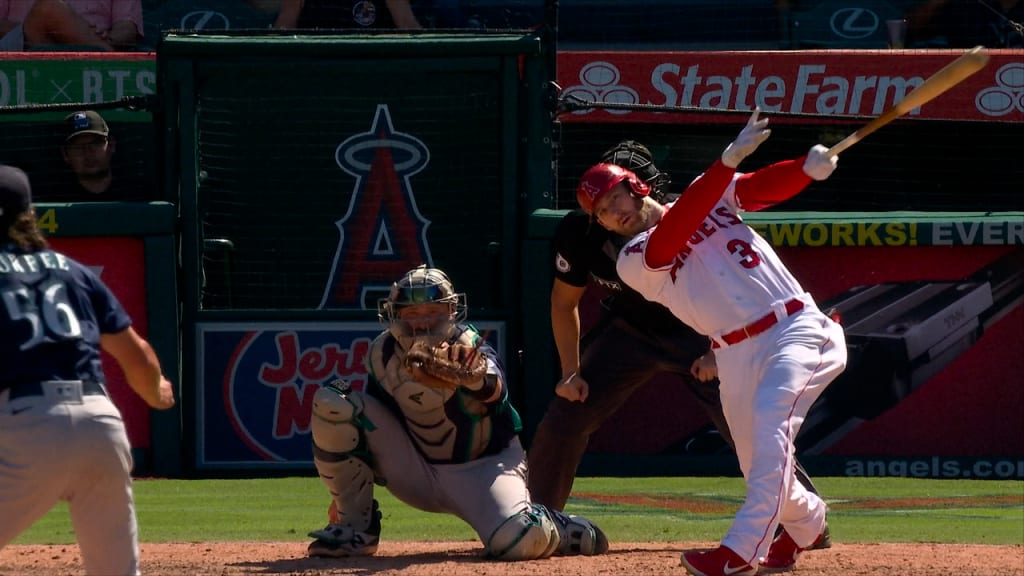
<box><xmin>617</xmin><ymin>165</ymin><xmax>847</xmax><ymax>565</ymax></box>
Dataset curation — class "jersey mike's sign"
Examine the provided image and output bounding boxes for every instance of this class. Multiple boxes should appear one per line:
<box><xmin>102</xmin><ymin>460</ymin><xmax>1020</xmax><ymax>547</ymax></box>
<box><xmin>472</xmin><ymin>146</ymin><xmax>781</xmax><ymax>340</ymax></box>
<box><xmin>196</xmin><ymin>321</ymin><xmax>505</xmax><ymax>468</ymax></box>
<box><xmin>557</xmin><ymin>50</ymin><xmax>1024</xmax><ymax>123</ymax></box>
<box><xmin>197</xmin><ymin>322</ymin><xmax>379</xmax><ymax>468</ymax></box>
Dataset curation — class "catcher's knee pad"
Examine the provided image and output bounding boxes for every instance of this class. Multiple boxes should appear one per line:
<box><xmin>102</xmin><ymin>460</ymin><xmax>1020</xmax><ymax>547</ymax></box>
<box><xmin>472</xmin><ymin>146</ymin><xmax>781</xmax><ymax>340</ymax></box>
<box><xmin>311</xmin><ymin>381</ymin><xmax>376</xmax><ymax>532</ymax></box>
<box><xmin>485</xmin><ymin>504</ymin><xmax>560</xmax><ymax>561</ymax></box>
<box><xmin>311</xmin><ymin>381</ymin><xmax>367</xmax><ymax>454</ymax></box>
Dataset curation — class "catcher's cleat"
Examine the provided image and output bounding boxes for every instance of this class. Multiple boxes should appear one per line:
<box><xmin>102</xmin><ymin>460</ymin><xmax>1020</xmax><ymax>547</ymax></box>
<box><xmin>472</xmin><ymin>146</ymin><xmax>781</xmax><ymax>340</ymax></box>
<box><xmin>307</xmin><ymin>501</ymin><xmax>382</xmax><ymax>558</ymax></box>
<box><xmin>549</xmin><ymin>510</ymin><xmax>609</xmax><ymax>556</ymax></box>
<box><xmin>680</xmin><ymin>545</ymin><xmax>758</xmax><ymax>576</ymax></box>
<box><xmin>759</xmin><ymin>525</ymin><xmax>830</xmax><ymax>573</ymax></box>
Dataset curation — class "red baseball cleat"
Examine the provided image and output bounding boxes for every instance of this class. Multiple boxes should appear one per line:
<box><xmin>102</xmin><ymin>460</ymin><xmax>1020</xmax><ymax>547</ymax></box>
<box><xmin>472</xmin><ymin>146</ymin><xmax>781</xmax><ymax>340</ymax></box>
<box><xmin>680</xmin><ymin>545</ymin><xmax>758</xmax><ymax>576</ymax></box>
<box><xmin>759</xmin><ymin>525</ymin><xmax>829</xmax><ymax>573</ymax></box>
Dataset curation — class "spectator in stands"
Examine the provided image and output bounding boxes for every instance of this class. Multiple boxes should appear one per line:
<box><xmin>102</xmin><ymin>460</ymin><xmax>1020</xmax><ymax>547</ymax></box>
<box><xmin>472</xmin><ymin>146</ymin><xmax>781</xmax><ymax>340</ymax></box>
<box><xmin>0</xmin><ymin>0</ymin><xmax>142</xmax><ymax>51</ymax></box>
<box><xmin>42</xmin><ymin>110</ymin><xmax>147</xmax><ymax>202</ymax></box>
<box><xmin>267</xmin><ymin>0</ymin><xmax>422</xmax><ymax>29</ymax></box>
<box><xmin>905</xmin><ymin>0</ymin><xmax>1023</xmax><ymax>48</ymax></box>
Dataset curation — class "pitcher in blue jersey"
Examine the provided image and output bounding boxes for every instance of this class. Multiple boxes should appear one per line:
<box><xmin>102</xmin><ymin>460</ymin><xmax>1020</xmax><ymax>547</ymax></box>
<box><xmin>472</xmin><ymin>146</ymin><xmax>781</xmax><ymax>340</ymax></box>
<box><xmin>0</xmin><ymin>165</ymin><xmax>175</xmax><ymax>576</ymax></box>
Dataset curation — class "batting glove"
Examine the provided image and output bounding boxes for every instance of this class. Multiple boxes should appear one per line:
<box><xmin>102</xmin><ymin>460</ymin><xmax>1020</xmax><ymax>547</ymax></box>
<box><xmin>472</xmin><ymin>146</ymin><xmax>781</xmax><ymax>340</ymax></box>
<box><xmin>721</xmin><ymin>108</ymin><xmax>771</xmax><ymax>168</ymax></box>
<box><xmin>803</xmin><ymin>144</ymin><xmax>838</xmax><ymax>181</ymax></box>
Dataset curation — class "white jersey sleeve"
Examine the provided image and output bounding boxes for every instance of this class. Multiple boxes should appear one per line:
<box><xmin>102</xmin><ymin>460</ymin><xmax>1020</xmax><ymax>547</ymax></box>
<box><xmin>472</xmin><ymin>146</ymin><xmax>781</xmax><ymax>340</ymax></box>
<box><xmin>616</xmin><ymin>177</ymin><xmax>808</xmax><ymax>337</ymax></box>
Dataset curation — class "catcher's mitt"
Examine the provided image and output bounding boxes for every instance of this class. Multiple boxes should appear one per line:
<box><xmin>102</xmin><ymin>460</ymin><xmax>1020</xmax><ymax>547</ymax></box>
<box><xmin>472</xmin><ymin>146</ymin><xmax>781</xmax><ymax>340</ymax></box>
<box><xmin>405</xmin><ymin>340</ymin><xmax>487</xmax><ymax>389</ymax></box>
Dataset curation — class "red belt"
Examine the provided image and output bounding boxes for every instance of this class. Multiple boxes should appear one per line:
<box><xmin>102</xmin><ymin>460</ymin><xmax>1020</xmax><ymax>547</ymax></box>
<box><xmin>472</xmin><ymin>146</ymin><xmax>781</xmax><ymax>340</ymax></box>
<box><xmin>711</xmin><ymin>298</ymin><xmax>805</xmax><ymax>349</ymax></box>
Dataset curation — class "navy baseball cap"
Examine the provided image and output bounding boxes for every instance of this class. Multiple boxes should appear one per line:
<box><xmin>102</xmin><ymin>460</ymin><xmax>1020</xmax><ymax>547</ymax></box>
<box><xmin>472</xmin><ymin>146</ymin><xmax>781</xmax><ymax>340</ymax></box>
<box><xmin>0</xmin><ymin>165</ymin><xmax>32</xmax><ymax>228</ymax></box>
<box><xmin>64</xmin><ymin>110</ymin><xmax>109</xmax><ymax>142</ymax></box>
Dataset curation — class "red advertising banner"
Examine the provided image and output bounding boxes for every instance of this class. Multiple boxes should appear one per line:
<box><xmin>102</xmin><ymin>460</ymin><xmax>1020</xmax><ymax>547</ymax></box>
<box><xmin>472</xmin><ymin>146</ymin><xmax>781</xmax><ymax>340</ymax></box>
<box><xmin>586</xmin><ymin>238</ymin><xmax>1023</xmax><ymax>474</ymax></box>
<box><xmin>780</xmin><ymin>245</ymin><xmax>1022</xmax><ymax>458</ymax></box>
<box><xmin>4</xmin><ymin>50</ymin><xmax>1019</xmax><ymax>125</ymax></box>
<box><xmin>557</xmin><ymin>49</ymin><xmax>1024</xmax><ymax>124</ymax></box>
<box><xmin>48</xmin><ymin>237</ymin><xmax>151</xmax><ymax>448</ymax></box>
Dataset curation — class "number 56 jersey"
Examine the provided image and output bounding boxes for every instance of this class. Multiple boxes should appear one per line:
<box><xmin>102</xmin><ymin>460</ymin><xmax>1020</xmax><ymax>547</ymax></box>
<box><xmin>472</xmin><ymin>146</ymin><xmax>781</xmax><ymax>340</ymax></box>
<box><xmin>0</xmin><ymin>246</ymin><xmax>130</xmax><ymax>386</ymax></box>
<box><xmin>616</xmin><ymin>180</ymin><xmax>807</xmax><ymax>338</ymax></box>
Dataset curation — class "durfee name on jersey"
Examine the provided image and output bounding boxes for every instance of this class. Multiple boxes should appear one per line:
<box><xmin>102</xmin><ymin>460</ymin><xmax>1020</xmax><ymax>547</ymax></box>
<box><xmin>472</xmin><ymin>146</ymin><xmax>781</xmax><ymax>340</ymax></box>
<box><xmin>0</xmin><ymin>250</ymin><xmax>71</xmax><ymax>274</ymax></box>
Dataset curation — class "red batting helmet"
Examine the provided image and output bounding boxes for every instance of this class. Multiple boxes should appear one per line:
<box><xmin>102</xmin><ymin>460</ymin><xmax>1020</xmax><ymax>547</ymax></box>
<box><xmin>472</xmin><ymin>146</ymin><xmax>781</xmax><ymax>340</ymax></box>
<box><xmin>576</xmin><ymin>163</ymin><xmax>650</xmax><ymax>215</ymax></box>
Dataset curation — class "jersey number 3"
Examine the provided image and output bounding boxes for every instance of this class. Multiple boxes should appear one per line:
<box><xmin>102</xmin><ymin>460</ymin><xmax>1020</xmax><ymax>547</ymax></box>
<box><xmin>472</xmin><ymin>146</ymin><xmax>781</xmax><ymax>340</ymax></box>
<box><xmin>3</xmin><ymin>282</ymin><xmax>83</xmax><ymax>350</ymax></box>
<box><xmin>727</xmin><ymin>239</ymin><xmax>761</xmax><ymax>269</ymax></box>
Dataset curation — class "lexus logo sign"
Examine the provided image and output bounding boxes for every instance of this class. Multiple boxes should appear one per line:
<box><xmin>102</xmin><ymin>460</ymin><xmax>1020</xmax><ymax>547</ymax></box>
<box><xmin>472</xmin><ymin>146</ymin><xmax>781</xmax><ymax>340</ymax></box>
<box><xmin>830</xmin><ymin>8</ymin><xmax>881</xmax><ymax>39</ymax></box>
<box><xmin>180</xmin><ymin>11</ymin><xmax>231</xmax><ymax>30</ymax></box>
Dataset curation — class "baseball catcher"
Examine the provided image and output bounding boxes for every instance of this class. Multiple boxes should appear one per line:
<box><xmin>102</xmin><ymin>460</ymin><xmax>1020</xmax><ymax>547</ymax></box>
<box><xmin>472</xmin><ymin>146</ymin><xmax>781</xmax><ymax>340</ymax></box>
<box><xmin>306</xmin><ymin>265</ymin><xmax>608</xmax><ymax>561</ymax></box>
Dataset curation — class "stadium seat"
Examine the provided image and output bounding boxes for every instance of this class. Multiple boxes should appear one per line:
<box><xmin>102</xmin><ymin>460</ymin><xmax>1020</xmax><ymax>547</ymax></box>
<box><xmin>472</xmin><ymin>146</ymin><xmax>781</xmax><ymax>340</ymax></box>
<box><xmin>782</xmin><ymin>0</ymin><xmax>907</xmax><ymax>49</ymax></box>
<box><xmin>449</xmin><ymin>1</ymin><xmax>783</xmax><ymax>50</ymax></box>
<box><xmin>141</xmin><ymin>0</ymin><xmax>276</xmax><ymax>50</ymax></box>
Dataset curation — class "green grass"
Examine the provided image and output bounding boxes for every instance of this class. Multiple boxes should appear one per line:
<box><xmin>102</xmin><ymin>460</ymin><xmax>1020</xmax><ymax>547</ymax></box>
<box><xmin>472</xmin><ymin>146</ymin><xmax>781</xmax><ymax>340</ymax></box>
<box><xmin>12</xmin><ymin>476</ymin><xmax>1023</xmax><ymax>546</ymax></box>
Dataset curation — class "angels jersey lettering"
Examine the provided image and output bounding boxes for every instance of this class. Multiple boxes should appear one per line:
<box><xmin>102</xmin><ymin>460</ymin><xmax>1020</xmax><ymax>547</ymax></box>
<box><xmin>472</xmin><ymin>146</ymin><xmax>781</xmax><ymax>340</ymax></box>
<box><xmin>616</xmin><ymin>177</ymin><xmax>806</xmax><ymax>337</ymax></box>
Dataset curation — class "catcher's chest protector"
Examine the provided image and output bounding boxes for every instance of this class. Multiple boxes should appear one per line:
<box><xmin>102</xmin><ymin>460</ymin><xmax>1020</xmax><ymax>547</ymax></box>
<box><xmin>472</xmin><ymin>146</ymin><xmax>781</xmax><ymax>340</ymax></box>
<box><xmin>369</xmin><ymin>332</ymin><xmax>493</xmax><ymax>462</ymax></box>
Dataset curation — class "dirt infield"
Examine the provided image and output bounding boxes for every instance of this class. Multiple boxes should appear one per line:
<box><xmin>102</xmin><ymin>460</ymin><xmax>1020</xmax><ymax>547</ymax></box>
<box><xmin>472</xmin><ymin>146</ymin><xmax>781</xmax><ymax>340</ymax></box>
<box><xmin>2</xmin><ymin>541</ymin><xmax>1022</xmax><ymax>575</ymax></box>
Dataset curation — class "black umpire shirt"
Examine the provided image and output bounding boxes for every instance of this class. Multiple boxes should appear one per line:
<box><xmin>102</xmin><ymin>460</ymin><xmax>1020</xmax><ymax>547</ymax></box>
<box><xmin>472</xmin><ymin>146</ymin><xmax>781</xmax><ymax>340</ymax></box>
<box><xmin>34</xmin><ymin>172</ymin><xmax>150</xmax><ymax>203</ymax></box>
<box><xmin>552</xmin><ymin>209</ymin><xmax>710</xmax><ymax>345</ymax></box>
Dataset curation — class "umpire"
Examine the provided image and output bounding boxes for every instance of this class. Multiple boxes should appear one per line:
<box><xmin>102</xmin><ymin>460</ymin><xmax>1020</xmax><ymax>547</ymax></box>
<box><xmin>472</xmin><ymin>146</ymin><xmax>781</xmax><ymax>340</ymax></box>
<box><xmin>526</xmin><ymin>142</ymin><xmax>826</xmax><ymax>528</ymax></box>
<box><xmin>0</xmin><ymin>165</ymin><xmax>175</xmax><ymax>575</ymax></box>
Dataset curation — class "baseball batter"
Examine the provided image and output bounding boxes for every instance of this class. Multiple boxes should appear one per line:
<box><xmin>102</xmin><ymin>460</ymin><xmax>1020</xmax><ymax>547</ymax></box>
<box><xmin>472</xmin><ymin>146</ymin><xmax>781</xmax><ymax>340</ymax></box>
<box><xmin>306</xmin><ymin>265</ymin><xmax>608</xmax><ymax>560</ymax></box>
<box><xmin>529</xmin><ymin>140</ymin><xmax>828</xmax><ymax>525</ymax></box>
<box><xmin>0</xmin><ymin>165</ymin><xmax>176</xmax><ymax>575</ymax></box>
<box><xmin>575</xmin><ymin>110</ymin><xmax>846</xmax><ymax>576</ymax></box>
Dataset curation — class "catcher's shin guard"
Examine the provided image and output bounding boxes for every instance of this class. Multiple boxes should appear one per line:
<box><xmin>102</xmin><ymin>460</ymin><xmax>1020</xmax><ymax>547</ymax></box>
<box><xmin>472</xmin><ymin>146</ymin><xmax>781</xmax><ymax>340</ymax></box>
<box><xmin>311</xmin><ymin>382</ymin><xmax>376</xmax><ymax>532</ymax></box>
<box><xmin>485</xmin><ymin>504</ymin><xmax>561</xmax><ymax>561</ymax></box>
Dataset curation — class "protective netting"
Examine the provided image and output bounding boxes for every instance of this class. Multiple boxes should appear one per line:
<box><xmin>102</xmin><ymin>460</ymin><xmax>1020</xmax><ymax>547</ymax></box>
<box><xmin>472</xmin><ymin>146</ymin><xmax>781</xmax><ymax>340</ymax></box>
<box><xmin>193</xmin><ymin>63</ymin><xmax>505</xmax><ymax>310</ymax></box>
<box><xmin>552</xmin><ymin>116</ymin><xmax>1024</xmax><ymax>212</ymax></box>
<box><xmin>0</xmin><ymin>101</ymin><xmax>157</xmax><ymax>203</ymax></box>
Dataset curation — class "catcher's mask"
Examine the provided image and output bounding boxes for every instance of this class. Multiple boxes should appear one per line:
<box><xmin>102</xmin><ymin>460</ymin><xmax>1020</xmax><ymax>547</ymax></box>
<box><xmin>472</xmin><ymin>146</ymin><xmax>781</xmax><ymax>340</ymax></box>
<box><xmin>379</xmin><ymin>265</ymin><xmax>467</xmax><ymax>348</ymax></box>
<box><xmin>600</xmin><ymin>140</ymin><xmax>671</xmax><ymax>198</ymax></box>
<box><xmin>576</xmin><ymin>163</ymin><xmax>650</xmax><ymax>216</ymax></box>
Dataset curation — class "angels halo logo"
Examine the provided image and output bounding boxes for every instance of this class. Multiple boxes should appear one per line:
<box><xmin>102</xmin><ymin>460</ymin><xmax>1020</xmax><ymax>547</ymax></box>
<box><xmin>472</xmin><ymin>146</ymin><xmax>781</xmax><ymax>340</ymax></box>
<box><xmin>320</xmin><ymin>104</ymin><xmax>433</xmax><ymax>310</ymax></box>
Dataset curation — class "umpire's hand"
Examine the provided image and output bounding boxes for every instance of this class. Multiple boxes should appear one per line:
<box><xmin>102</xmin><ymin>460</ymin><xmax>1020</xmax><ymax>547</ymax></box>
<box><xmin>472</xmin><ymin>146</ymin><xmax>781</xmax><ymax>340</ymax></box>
<box><xmin>555</xmin><ymin>371</ymin><xmax>589</xmax><ymax>403</ymax></box>
<box><xmin>690</xmin><ymin>352</ymin><xmax>719</xmax><ymax>382</ymax></box>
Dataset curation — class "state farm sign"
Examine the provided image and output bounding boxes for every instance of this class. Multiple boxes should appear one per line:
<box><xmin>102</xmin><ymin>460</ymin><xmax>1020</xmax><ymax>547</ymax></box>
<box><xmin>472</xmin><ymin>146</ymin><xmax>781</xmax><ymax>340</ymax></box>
<box><xmin>557</xmin><ymin>50</ymin><xmax>1024</xmax><ymax>123</ymax></box>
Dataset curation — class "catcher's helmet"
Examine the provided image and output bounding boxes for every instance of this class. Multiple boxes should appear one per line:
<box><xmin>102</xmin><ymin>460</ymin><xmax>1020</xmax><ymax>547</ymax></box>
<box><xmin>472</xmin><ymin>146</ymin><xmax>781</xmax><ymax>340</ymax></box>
<box><xmin>379</xmin><ymin>265</ymin><xmax>467</xmax><ymax>348</ymax></box>
<box><xmin>576</xmin><ymin>163</ymin><xmax>650</xmax><ymax>216</ymax></box>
